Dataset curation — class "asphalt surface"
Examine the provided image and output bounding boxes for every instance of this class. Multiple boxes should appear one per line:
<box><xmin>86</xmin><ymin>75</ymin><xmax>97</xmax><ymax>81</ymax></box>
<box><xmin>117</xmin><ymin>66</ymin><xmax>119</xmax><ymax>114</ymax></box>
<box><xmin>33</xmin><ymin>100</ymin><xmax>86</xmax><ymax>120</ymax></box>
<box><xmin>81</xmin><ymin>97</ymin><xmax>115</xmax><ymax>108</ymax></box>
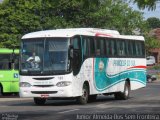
<box><xmin>0</xmin><ymin>81</ymin><xmax>160</xmax><ymax>120</ymax></box>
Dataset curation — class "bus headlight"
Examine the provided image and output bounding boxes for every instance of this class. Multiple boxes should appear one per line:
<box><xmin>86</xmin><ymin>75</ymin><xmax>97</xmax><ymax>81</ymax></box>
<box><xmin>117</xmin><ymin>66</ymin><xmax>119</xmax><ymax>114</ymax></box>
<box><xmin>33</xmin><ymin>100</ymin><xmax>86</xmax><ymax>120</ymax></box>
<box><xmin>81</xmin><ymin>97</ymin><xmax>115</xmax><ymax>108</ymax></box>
<box><xmin>20</xmin><ymin>82</ymin><xmax>32</xmax><ymax>87</ymax></box>
<box><xmin>56</xmin><ymin>81</ymin><xmax>71</xmax><ymax>87</ymax></box>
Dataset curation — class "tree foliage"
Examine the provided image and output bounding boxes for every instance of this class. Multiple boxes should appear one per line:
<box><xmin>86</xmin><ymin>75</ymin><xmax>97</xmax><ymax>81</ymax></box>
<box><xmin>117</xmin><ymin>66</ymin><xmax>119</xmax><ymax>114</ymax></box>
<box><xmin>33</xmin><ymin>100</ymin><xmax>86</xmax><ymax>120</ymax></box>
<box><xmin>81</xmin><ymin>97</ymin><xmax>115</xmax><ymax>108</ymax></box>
<box><xmin>144</xmin><ymin>17</ymin><xmax>160</xmax><ymax>54</ymax></box>
<box><xmin>147</xmin><ymin>17</ymin><xmax>160</xmax><ymax>29</ymax></box>
<box><xmin>132</xmin><ymin>0</ymin><xmax>160</xmax><ymax>10</ymax></box>
<box><xmin>145</xmin><ymin>36</ymin><xmax>160</xmax><ymax>54</ymax></box>
<box><xmin>0</xmin><ymin>0</ymin><xmax>147</xmax><ymax>48</ymax></box>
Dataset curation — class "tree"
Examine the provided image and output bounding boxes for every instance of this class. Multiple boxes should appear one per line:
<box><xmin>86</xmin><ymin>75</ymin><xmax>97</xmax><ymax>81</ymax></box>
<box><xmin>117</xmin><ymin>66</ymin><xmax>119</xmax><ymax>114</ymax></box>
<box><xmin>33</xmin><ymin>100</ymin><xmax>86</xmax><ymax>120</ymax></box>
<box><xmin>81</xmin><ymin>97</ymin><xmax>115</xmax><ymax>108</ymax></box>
<box><xmin>145</xmin><ymin>36</ymin><xmax>160</xmax><ymax>54</ymax></box>
<box><xmin>0</xmin><ymin>0</ymin><xmax>146</xmax><ymax>48</ymax></box>
<box><xmin>147</xmin><ymin>17</ymin><xmax>160</xmax><ymax>29</ymax></box>
<box><xmin>144</xmin><ymin>17</ymin><xmax>160</xmax><ymax>54</ymax></box>
<box><xmin>132</xmin><ymin>0</ymin><xmax>160</xmax><ymax>10</ymax></box>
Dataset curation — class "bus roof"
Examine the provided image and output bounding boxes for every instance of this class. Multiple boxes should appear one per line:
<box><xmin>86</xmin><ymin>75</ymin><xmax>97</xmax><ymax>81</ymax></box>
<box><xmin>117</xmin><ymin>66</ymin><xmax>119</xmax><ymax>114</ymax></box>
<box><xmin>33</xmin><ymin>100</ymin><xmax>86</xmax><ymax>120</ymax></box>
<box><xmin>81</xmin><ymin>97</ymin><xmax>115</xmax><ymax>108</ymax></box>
<box><xmin>22</xmin><ymin>28</ymin><xmax>144</xmax><ymax>41</ymax></box>
<box><xmin>0</xmin><ymin>48</ymin><xmax>19</xmax><ymax>54</ymax></box>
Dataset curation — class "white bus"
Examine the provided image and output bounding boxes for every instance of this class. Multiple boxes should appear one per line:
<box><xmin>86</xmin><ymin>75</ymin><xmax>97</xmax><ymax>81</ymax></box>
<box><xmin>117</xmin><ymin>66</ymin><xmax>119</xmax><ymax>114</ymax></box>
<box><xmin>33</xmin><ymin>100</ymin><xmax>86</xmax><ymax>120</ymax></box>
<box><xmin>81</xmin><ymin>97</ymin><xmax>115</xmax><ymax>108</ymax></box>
<box><xmin>19</xmin><ymin>28</ymin><xmax>146</xmax><ymax>105</ymax></box>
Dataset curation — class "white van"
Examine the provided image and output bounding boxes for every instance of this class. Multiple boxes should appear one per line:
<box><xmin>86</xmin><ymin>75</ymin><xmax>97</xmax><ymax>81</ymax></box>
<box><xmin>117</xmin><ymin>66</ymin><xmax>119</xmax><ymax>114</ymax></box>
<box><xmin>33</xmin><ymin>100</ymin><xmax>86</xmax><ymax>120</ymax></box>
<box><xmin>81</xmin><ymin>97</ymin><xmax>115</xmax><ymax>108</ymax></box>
<box><xmin>146</xmin><ymin>56</ymin><xmax>156</xmax><ymax>66</ymax></box>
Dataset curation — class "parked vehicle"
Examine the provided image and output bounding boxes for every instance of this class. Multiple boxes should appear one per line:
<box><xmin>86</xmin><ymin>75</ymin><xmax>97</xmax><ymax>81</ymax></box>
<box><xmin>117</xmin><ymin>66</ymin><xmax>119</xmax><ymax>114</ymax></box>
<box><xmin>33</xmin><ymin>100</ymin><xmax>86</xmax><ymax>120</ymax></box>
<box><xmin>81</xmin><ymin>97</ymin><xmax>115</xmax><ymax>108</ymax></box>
<box><xmin>0</xmin><ymin>48</ymin><xmax>19</xmax><ymax>96</ymax></box>
<box><xmin>146</xmin><ymin>56</ymin><xmax>155</xmax><ymax>66</ymax></box>
<box><xmin>147</xmin><ymin>74</ymin><xmax>157</xmax><ymax>83</ymax></box>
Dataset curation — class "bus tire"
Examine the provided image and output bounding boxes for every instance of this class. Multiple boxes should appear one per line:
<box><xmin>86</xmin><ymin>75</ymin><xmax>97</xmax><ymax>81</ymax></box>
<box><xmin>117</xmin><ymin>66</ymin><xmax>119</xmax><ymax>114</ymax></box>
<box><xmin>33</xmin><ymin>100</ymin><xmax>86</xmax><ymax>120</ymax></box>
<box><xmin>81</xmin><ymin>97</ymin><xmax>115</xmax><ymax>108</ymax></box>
<box><xmin>114</xmin><ymin>81</ymin><xmax>130</xmax><ymax>100</ymax></box>
<box><xmin>77</xmin><ymin>84</ymin><xmax>89</xmax><ymax>105</ymax></box>
<box><xmin>34</xmin><ymin>98</ymin><xmax>46</xmax><ymax>105</ymax></box>
<box><xmin>88</xmin><ymin>95</ymin><xmax>97</xmax><ymax>103</ymax></box>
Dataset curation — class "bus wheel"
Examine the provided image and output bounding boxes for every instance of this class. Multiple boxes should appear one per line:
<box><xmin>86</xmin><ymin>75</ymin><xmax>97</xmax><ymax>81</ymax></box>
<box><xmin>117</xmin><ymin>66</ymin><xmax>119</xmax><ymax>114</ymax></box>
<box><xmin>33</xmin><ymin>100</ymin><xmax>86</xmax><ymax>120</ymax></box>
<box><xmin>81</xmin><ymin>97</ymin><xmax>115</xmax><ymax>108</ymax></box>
<box><xmin>77</xmin><ymin>84</ymin><xmax>89</xmax><ymax>104</ymax></box>
<box><xmin>88</xmin><ymin>95</ymin><xmax>97</xmax><ymax>103</ymax></box>
<box><xmin>34</xmin><ymin>98</ymin><xmax>46</xmax><ymax>105</ymax></box>
<box><xmin>114</xmin><ymin>81</ymin><xmax>130</xmax><ymax>100</ymax></box>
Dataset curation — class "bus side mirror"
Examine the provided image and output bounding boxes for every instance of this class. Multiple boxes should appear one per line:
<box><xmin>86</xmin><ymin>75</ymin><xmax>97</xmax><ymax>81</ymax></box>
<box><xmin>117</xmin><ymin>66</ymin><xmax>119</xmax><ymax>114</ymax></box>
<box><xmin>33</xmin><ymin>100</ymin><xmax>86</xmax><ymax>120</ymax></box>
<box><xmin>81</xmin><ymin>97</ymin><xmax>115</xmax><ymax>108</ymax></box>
<box><xmin>69</xmin><ymin>45</ymin><xmax>74</xmax><ymax>59</ymax></box>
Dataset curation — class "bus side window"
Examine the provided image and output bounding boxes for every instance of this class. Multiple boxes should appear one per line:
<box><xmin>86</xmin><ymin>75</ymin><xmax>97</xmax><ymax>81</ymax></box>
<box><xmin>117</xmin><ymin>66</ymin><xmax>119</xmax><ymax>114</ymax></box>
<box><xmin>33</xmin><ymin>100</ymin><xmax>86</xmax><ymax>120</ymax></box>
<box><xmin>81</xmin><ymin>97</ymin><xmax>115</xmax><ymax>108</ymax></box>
<box><xmin>135</xmin><ymin>41</ymin><xmax>139</xmax><ymax>56</ymax></box>
<box><xmin>132</xmin><ymin>41</ymin><xmax>137</xmax><ymax>56</ymax></box>
<box><xmin>139</xmin><ymin>42</ymin><xmax>142</xmax><ymax>56</ymax></box>
<box><xmin>117</xmin><ymin>40</ymin><xmax>125</xmax><ymax>56</ymax></box>
<box><xmin>2</xmin><ymin>60</ymin><xmax>9</xmax><ymax>69</ymax></box>
<box><xmin>73</xmin><ymin>37</ymin><xmax>81</xmax><ymax>49</ymax></box>
<box><xmin>100</xmin><ymin>39</ymin><xmax>105</xmax><ymax>56</ymax></box>
<box><xmin>82</xmin><ymin>36</ymin><xmax>89</xmax><ymax>58</ymax></box>
<box><xmin>141</xmin><ymin>41</ymin><xmax>145</xmax><ymax>58</ymax></box>
<box><xmin>114</xmin><ymin>39</ymin><xmax>117</xmax><ymax>56</ymax></box>
<box><xmin>95</xmin><ymin>37</ymin><xmax>106</xmax><ymax>56</ymax></box>
<box><xmin>125</xmin><ymin>40</ymin><xmax>129</xmax><ymax>57</ymax></box>
<box><xmin>137</xmin><ymin>41</ymin><xmax>143</xmax><ymax>57</ymax></box>
<box><xmin>106</xmin><ymin>38</ymin><xmax>114</xmax><ymax>56</ymax></box>
<box><xmin>121</xmin><ymin>40</ymin><xmax>125</xmax><ymax>56</ymax></box>
<box><xmin>88</xmin><ymin>37</ymin><xmax>95</xmax><ymax>56</ymax></box>
<box><xmin>110</xmin><ymin>39</ymin><xmax>117</xmax><ymax>56</ymax></box>
<box><xmin>95</xmin><ymin>37</ymin><xmax>101</xmax><ymax>56</ymax></box>
<box><xmin>108</xmin><ymin>39</ymin><xmax>112</xmax><ymax>56</ymax></box>
<box><xmin>129</xmin><ymin>41</ymin><xmax>133</xmax><ymax>57</ymax></box>
<box><xmin>105</xmin><ymin>39</ymin><xmax>109</xmax><ymax>56</ymax></box>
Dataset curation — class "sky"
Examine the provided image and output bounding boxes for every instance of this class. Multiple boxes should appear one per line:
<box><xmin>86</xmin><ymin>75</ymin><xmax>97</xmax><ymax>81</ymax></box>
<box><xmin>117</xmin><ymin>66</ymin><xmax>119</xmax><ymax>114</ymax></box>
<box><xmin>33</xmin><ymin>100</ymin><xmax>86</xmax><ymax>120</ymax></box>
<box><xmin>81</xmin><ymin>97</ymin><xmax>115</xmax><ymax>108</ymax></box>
<box><xmin>129</xmin><ymin>1</ymin><xmax>160</xmax><ymax>19</ymax></box>
<box><xmin>0</xmin><ymin>0</ymin><xmax>159</xmax><ymax>19</ymax></box>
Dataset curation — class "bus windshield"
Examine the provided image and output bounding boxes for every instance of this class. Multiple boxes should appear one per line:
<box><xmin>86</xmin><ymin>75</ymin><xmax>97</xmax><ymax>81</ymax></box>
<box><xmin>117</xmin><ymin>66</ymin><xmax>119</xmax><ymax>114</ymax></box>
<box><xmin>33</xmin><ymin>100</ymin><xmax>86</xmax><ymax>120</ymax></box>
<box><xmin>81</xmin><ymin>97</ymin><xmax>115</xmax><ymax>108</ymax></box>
<box><xmin>20</xmin><ymin>38</ymin><xmax>70</xmax><ymax>75</ymax></box>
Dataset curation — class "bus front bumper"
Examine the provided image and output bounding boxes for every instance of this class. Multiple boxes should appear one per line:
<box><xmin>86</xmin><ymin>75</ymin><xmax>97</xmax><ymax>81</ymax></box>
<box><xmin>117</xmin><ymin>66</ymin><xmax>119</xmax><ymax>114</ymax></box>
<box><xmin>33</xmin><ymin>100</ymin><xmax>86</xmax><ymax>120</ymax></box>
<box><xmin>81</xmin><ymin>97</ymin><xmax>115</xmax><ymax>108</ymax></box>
<box><xmin>19</xmin><ymin>86</ymin><xmax>75</xmax><ymax>98</ymax></box>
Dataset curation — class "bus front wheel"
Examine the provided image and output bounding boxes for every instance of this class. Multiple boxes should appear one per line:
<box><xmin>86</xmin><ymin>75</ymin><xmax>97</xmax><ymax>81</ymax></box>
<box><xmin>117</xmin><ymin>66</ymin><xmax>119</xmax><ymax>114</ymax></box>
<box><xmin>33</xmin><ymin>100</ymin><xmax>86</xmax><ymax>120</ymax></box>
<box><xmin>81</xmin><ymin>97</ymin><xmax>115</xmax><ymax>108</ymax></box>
<box><xmin>77</xmin><ymin>84</ymin><xmax>89</xmax><ymax>104</ymax></box>
<box><xmin>34</xmin><ymin>98</ymin><xmax>46</xmax><ymax>105</ymax></box>
<box><xmin>114</xmin><ymin>81</ymin><xmax>130</xmax><ymax>100</ymax></box>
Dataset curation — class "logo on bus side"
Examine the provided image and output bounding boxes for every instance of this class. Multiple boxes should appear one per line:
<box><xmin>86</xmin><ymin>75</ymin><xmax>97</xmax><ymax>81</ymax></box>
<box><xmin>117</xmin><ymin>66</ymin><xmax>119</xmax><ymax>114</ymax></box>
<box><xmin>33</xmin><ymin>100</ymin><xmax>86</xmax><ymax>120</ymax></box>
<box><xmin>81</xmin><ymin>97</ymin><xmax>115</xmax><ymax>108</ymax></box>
<box><xmin>14</xmin><ymin>73</ymin><xmax>19</xmax><ymax>78</ymax></box>
<box><xmin>99</xmin><ymin>60</ymin><xmax>104</xmax><ymax>71</ymax></box>
<box><xmin>113</xmin><ymin>60</ymin><xmax>136</xmax><ymax>66</ymax></box>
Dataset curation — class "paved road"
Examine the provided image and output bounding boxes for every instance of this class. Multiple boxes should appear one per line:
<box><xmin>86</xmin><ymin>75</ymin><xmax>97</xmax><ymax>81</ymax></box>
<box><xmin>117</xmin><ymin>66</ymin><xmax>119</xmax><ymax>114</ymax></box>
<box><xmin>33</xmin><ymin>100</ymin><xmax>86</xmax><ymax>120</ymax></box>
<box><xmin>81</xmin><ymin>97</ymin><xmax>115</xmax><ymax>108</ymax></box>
<box><xmin>0</xmin><ymin>81</ymin><xmax>160</xmax><ymax>120</ymax></box>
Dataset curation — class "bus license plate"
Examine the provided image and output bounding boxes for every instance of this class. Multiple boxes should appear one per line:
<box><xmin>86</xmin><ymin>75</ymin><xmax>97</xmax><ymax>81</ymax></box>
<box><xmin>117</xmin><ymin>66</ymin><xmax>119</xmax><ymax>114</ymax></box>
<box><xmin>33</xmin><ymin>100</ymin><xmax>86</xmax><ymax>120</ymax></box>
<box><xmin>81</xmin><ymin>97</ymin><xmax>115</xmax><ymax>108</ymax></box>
<box><xmin>41</xmin><ymin>94</ymin><xmax>49</xmax><ymax>98</ymax></box>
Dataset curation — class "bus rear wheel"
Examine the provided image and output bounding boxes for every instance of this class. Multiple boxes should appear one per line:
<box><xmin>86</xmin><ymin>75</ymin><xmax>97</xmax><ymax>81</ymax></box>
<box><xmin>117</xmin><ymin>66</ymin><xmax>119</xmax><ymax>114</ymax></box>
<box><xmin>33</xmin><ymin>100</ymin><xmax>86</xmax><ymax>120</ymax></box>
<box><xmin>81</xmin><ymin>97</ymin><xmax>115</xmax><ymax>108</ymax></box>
<box><xmin>34</xmin><ymin>98</ymin><xmax>46</xmax><ymax>105</ymax></box>
<box><xmin>114</xmin><ymin>81</ymin><xmax>130</xmax><ymax>100</ymax></box>
<box><xmin>77</xmin><ymin>84</ymin><xmax>89</xmax><ymax>104</ymax></box>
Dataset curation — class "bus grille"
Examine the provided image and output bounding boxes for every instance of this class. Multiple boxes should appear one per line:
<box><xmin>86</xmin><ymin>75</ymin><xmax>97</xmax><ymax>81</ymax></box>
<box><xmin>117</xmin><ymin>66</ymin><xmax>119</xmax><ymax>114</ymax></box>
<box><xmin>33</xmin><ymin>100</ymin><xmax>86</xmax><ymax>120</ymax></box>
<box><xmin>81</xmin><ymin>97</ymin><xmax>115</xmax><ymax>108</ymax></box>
<box><xmin>33</xmin><ymin>85</ymin><xmax>54</xmax><ymax>87</ymax></box>
<box><xmin>31</xmin><ymin>91</ymin><xmax>57</xmax><ymax>94</ymax></box>
<box><xmin>33</xmin><ymin>77</ymin><xmax>54</xmax><ymax>80</ymax></box>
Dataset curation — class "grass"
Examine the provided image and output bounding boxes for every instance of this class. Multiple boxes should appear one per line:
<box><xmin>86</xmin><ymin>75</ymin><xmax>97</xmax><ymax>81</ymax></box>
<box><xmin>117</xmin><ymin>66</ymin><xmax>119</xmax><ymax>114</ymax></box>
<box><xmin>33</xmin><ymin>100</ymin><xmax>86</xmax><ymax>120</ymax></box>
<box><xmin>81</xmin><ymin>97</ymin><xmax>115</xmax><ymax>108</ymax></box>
<box><xmin>147</xmin><ymin>64</ymin><xmax>160</xmax><ymax>70</ymax></box>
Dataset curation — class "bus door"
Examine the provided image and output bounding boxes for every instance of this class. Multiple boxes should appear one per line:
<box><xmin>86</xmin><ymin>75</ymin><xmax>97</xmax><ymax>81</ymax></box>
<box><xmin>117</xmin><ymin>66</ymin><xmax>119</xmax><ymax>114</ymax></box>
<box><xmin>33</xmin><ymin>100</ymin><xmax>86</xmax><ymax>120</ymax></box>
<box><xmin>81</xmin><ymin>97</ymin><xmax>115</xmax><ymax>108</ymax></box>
<box><xmin>71</xmin><ymin>36</ymin><xmax>83</xmax><ymax>92</ymax></box>
<box><xmin>10</xmin><ymin>54</ymin><xmax>19</xmax><ymax>92</ymax></box>
<box><xmin>71</xmin><ymin>36</ymin><xmax>82</xmax><ymax>75</ymax></box>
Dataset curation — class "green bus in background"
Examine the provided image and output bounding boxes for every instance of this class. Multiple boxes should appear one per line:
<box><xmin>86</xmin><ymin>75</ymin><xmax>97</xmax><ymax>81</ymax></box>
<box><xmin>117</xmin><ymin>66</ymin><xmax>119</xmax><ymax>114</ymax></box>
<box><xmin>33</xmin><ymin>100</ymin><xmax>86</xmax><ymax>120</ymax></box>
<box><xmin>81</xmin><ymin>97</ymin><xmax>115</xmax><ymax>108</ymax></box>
<box><xmin>0</xmin><ymin>48</ymin><xmax>19</xmax><ymax>95</ymax></box>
